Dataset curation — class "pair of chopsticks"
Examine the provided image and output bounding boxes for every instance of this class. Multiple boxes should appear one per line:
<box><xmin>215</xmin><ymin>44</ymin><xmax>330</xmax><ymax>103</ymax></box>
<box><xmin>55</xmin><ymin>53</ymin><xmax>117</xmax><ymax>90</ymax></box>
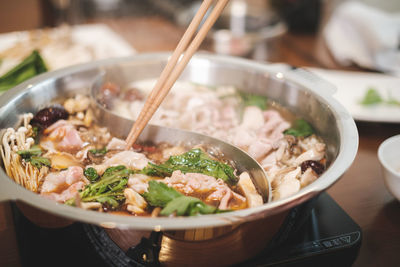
<box><xmin>125</xmin><ymin>0</ymin><xmax>230</xmax><ymax>149</ymax></box>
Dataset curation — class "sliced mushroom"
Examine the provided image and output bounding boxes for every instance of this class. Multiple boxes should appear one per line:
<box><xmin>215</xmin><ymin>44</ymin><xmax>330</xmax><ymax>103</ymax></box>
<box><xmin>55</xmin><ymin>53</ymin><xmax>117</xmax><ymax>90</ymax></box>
<box><xmin>49</xmin><ymin>152</ymin><xmax>82</xmax><ymax>169</ymax></box>
<box><xmin>124</xmin><ymin>188</ymin><xmax>148</xmax><ymax>215</ymax></box>
<box><xmin>300</xmin><ymin>168</ymin><xmax>318</xmax><ymax>187</ymax></box>
<box><xmin>237</xmin><ymin>172</ymin><xmax>263</xmax><ymax>208</ymax></box>
<box><xmin>80</xmin><ymin>202</ymin><xmax>102</xmax><ymax>211</ymax></box>
<box><xmin>294</xmin><ymin>143</ymin><xmax>326</xmax><ymax>165</ymax></box>
<box><xmin>273</xmin><ymin>178</ymin><xmax>300</xmax><ymax>200</ymax></box>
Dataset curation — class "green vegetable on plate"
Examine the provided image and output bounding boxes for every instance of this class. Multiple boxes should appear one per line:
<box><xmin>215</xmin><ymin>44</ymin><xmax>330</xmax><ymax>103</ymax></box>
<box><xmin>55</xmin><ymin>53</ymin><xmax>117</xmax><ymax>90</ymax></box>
<box><xmin>360</xmin><ymin>88</ymin><xmax>383</xmax><ymax>106</ymax></box>
<box><xmin>360</xmin><ymin>88</ymin><xmax>400</xmax><ymax>107</ymax></box>
<box><xmin>0</xmin><ymin>50</ymin><xmax>47</xmax><ymax>92</ymax></box>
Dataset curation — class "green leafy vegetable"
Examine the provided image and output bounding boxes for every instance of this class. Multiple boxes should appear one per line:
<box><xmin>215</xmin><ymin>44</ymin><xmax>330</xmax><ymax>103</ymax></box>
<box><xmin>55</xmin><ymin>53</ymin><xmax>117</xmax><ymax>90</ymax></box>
<box><xmin>16</xmin><ymin>145</ymin><xmax>42</xmax><ymax>158</ymax></box>
<box><xmin>360</xmin><ymin>88</ymin><xmax>383</xmax><ymax>106</ymax></box>
<box><xmin>239</xmin><ymin>91</ymin><xmax>268</xmax><ymax>110</ymax></box>
<box><xmin>161</xmin><ymin>196</ymin><xmax>217</xmax><ymax>216</ymax></box>
<box><xmin>29</xmin><ymin>156</ymin><xmax>51</xmax><ymax>169</ymax></box>
<box><xmin>96</xmin><ymin>196</ymin><xmax>120</xmax><ymax>208</ymax></box>
<box><xmin>284</xmin><ymin>119</ymin><xmax>314</xmax><ymax>137</ymax></box>
<box><xmin>70</xmin><ymin>165</ymin><xmax>132</xmax><ymax>209</ymax></box>
<box><xmin>360</xmin><ymin>88</ymin><xmax>400</xmax><ymax>107</ymax></box>
<box><xmin>387</xmin><ymin>96</ymin><xmax>400</xmax><ymax>106</ymax></box>
<box><xmin>142</xmin><ymin>180</ymin><xmax>219</xmax><ymax>216</ymax></box>
<box><xmin>0</xmin><ymin>50</ymin><xmax>48</xmax><ymax>92</ymax></box>
<box><xmin>17</xmin><ymin>145</ymin><xmax>51</xmax><ymax>168</ymax></box>
<box><xmin>142</xmin><ymin>180</ymin><xmax>182</xmax><ymax>207</ymax></box>
<box><xmin>84</xmin><ymin>167</ymin><xmax>99</xmax><ymax>182</ymax></box>
<box><xmin>31</xmin><ymin>126</ymin><xmax>40</xmax><ymax>144</ymax></box>
<box><xmin>141</xmin><ymin>148</ymin><xmax>239</xmax><ymax>185</ymax></box>
<box><xmin>89</xmin><ymin>147</ymin><xmax>107</xmax><ymax>156</ymax></box>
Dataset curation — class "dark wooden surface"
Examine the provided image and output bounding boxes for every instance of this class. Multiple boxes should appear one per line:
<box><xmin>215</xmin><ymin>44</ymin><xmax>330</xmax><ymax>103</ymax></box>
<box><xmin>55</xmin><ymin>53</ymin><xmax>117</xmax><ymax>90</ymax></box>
<box><xmin>1</xmin><ymin>16</ymin><xmax>400</xmax><ymax>267</ymax></box>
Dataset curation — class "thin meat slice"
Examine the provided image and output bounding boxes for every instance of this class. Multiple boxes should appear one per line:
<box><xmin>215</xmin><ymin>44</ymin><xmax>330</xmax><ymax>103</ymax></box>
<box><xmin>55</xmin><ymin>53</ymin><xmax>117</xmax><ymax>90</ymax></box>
<box><xmin>40</xmin><ymin>166</ymin><xmax>87</xmax><ymax>203</ymax></box>
<box><xmin>106</xmin><ymin>137</ymin><xmax>127</xmax><ymax>150</ymax></box>
<box><xmin>163</xmin><ymin>170</ymin><xmax>246</xmax><ymax>210</ymax></box>
<box><xmin>90</xmin><ymin>151</ymin><xmax>149</xmax><ymax>174</ymax></box>
<box><xmin>43</xmin><ymin>181</ymin><xmax>86</xmax><ymax>203</ymax></box>
<box><xmin>43</xmin><ymin>120</ymin><xmax>84</xmax><ymax>153</ymax></box>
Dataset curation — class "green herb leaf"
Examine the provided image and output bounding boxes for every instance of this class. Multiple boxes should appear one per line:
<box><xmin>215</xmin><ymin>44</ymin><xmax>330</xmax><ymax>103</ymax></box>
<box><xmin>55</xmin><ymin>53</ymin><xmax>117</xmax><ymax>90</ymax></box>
<box><xmin>89</xmin><ymin>147</ymin><xmax>107</xmax><ymax>155</ymax></box>
<box><xmin>284</xmin><ymin>119</ymin><xmax>314</xmax><ymax>137</ymax></box>
<box><xmin>239</xmin><ymin>91</ymin><xmax>268</xmax><ymax>110</ymax></box>
<box><xmin>29</xmin><ymin>156</ymin><xmax>51</xmax><ymax>168</ymax></box>
<box><xmin>16</xmin><ymin>145</ymin><xmax>50</xmax><ymax>169</ymax></box>
<box><xmin>84</xmin><ymin>167</ymin><xmax>99</xmax><ymax>182</ymax></box>
<box><xmin>0</xmin><ymin>50</ymin><xmax>47</xmax><ymax>92</ymax></box>
<box><xmin>160</xmin><ymin>196</ymin><xmax>217</xmax><ymax>216</ymax></box>
<box><xmin>110</xmin><ymin>178</ymin><xmax>128</xmax><ymax>192</ymax></box>
<box><xmin>31</xmin><ymin>126</ymin><xmax>41</xmax><ymax>144</ymax></box>
<box><xmin>141</xmin><ymin>149</ymin><xmax>239</xmax><ymax>185</ymax></box>
<box><xmin>96</xmin><ymin>196</ymin><xmax>120</xmax><ymax>209</ymax></box>
<box><xmin>386</xmin><ymin>94</ymin><xmax>400</xmax><ymax>106</ymax></box>
<box><xmin>16</xmin><ymin>145</ymin><xmax>42</xmax><ymax>158</ymax></box>
<box><xmin>65</xmin><ymin>198</ymin><xmax>75</xmax><ymax>206</ymax></box>
<box><xmin>142</xmin><ymin>181</ymin><xmax>218</xmax><ymax>216</ymax></box>
<box><xmin>102</xmin><ymin>165</ymin><xmax>127</xmax><ymax>178</ymax></box>
<box><xmin>360</xmin><ymin>88</ymin><xmax>383</xmax><ymax>106</ymax></box>
<box><xmin>142</xmin><ymin>180</ymin><xmax>182</xmax><ymax>207</ymax></box>
<box><xmin>71</xmin><ymin>165</ymin><xmax>132</xmax><ymax>210</ymax></box>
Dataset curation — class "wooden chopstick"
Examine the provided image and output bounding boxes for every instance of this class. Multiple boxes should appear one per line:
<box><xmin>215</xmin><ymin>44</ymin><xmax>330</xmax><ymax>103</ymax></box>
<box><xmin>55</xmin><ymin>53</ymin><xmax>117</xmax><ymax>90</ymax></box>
<box><xmin>125</xmin><ymin>0</ymin><xmax>229</xmax><ymax>149</ymax></box>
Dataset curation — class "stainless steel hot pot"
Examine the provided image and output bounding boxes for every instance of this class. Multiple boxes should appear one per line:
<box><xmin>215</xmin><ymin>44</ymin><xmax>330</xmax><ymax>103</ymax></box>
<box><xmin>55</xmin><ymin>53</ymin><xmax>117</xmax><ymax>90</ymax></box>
<box><xmin>0</xmin><ymin>53</ymin><xmax>358</xmax><ymax>265</ymax></box>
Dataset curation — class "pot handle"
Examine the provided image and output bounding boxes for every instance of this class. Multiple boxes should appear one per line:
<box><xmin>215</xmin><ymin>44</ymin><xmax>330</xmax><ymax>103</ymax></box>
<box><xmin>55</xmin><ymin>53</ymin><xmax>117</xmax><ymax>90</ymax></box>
<box><xmin>288</xmin><ymin>67</ymin><xmax>337</xmax><ymax>96</ymax></box>
<box><xmin>0</xmin><ymin>177</ymin><xmax>19</xmax><ymax>202</ymax></box>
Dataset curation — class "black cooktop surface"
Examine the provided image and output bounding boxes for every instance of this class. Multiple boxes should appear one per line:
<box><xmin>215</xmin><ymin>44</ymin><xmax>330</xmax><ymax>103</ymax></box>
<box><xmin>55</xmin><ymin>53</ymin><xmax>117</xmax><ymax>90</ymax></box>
<box><xmin>12</xmin><ymin>193</ymin><xmax>361</xmax><ymax>267</ymax></box>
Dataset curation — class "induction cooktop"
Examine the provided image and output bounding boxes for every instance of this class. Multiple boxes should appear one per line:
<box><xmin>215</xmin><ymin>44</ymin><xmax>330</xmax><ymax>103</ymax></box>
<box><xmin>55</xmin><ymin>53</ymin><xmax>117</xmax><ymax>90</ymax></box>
<box><xmin>12</xmin><ymin>193</ymin><xmax>361</xmax><ymax>267</ymax></box>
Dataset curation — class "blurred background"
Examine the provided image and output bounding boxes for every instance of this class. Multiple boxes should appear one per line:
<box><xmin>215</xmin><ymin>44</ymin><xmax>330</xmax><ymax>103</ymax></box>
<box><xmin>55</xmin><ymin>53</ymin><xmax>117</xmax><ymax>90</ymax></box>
<box><xmin>2</xmin><ymin>0</ymin><xmax>400</xmax><ymax>33</ymax></box>
<box><xmin>1</xmin><ymin>2</ymin><xmax>400</xmax><ymax>267</ymax></box>
<box><xmin>0</xmin><ymin>0</ymin><xmax>399</xmax><ymax>69</ymax></box>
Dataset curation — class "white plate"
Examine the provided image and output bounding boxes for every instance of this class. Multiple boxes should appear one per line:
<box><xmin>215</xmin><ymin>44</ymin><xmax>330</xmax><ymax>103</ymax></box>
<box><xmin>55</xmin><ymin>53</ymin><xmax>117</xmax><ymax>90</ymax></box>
<box><xmin>308</xmin><ymin>68</ymin><xmax>400</xmax><ymax>123</ymax></box>
<box><xmin>0</xmin><ymin>24</ymin><xmax>135</xmax><ymax>74</ymax></box>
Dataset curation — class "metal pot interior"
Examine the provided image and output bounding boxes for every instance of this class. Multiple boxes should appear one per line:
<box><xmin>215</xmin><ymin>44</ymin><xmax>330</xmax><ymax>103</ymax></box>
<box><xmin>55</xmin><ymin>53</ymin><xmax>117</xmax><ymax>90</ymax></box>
<box><xmin>0</xmin><ymin>53</ymin><xmax>358</xmax><ymax>230</ymax></box>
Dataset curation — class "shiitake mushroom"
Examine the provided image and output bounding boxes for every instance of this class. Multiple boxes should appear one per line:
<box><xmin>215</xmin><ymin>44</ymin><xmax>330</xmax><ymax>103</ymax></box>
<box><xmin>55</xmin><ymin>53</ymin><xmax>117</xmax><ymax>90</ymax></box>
<box><xmin>31</xmin><ymin>106</ymin><xmax>69</xmax><ymax>130</ymax></box>
<box><xmin>300</xmin><ymin>160</ymin><xmax>325</xmax><ymax>175</ymax></box>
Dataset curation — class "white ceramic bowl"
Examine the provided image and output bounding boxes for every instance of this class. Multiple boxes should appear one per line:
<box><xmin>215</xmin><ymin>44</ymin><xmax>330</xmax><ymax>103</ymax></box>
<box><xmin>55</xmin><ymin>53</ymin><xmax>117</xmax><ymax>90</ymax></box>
<box><xmin>378</xmin><ymin>134</ymin><xmax>400</xmax><ymax>200</ymax></box>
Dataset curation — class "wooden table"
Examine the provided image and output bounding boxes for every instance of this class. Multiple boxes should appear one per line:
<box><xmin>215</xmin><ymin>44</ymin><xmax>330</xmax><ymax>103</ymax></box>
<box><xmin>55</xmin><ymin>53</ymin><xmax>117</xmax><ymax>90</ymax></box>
<box><xmin>1</xmin><ymin>16</ymin><xmax>400</xmax><ymax>267</ymax></box>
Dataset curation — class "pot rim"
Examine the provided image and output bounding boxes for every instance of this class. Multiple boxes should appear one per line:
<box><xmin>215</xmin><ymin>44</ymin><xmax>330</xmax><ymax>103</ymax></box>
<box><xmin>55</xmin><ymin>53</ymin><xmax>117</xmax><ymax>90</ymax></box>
<box><xmin>0</xmin><ymin>52</ymin><xmax>359</xmax><ymax>230</ymax></box>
